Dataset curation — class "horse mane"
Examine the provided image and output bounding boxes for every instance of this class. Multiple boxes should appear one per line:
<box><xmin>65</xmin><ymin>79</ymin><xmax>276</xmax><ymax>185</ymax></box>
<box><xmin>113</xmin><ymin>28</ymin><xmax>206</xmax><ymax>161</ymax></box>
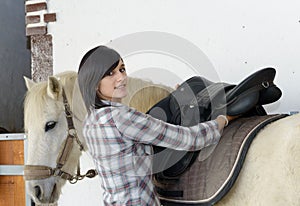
<box><xmin>24</xmin><ymin>71</ymin><xmax>77</xmax><ymax>132</ymax></box>
<box><xmin>123</xmin><ymin>77</ymin><xmax>174</xmax><ymax>113</ymax></box>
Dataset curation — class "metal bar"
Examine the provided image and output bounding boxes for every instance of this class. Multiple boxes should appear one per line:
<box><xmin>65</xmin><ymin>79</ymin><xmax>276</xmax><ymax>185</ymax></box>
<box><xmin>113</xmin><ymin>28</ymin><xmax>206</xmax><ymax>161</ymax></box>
<box><xmin>0</xmin><ymin>165</ymin><xmax>24</xmax><ymax>175</ymax></box>
<box><xmin>0</xmin><ymin>133</ymin><xmax>26</xmax><ymax>140</ymax></box>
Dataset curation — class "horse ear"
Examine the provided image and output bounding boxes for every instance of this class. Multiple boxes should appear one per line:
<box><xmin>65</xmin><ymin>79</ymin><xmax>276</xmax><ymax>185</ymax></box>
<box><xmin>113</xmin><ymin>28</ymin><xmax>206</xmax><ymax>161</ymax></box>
<box><xmin>47</xmin><ymin>76</ymin><xmax>62</xmax><ymax>100</ymax></box>
<box><xmin>24</xmin><ymin>76</ymin><xmax>35</xmax><ymax>90</ymax></box>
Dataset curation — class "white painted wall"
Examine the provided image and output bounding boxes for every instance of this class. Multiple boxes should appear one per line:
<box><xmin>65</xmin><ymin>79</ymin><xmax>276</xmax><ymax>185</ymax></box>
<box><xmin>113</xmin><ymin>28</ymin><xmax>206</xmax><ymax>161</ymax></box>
<box><xmin>46</xmin><ymin>0</ymin><xmax>300</xmax><ymax>205</ymax></box>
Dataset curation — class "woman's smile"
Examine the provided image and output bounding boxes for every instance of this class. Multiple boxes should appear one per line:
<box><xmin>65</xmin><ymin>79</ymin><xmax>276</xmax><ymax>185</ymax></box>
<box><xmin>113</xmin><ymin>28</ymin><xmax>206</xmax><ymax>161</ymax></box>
<box><xmin>114</xmin><ymin>83</ymin><xmax>126</xmax><ymax>89</ymax></box>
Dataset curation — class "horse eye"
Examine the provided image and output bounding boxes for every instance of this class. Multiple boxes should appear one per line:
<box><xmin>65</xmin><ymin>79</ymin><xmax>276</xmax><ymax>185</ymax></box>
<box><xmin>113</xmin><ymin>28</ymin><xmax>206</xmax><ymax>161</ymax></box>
<box><xmin>45</xmin><ymin>121</ymin><xmax>57</xmax><ymax>132</ymax></box>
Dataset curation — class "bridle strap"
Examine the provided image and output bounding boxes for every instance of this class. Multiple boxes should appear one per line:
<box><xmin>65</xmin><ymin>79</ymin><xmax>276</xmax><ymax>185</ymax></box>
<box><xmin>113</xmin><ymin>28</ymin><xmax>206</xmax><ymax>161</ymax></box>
<box><xmin>56</xmin><ymin>89</ymin><xmax>83</xmax><ymax>169</ymax></box>
<box><xmin>24</xmin><ymin>165</ymin><xmax>54</xmax><ymax>180</ymax></box>
<box><xmin>24</xmin><ymin>88</ymin><xmax>97</xmax><ymax>183</ymax></box>
<box><xmin>62</xmin><ymin>89</ymin><xmax>84</xmax><ymax>149</ymax></box>
<box><xmin>62</xmin><ymin>89</ymin><xmax>75</xmax><ymax>130</ymax></box>
<box><xmin>24</xmin><ymin>164</ymin><xmax>97</xmax><ymax>183</ymax></box>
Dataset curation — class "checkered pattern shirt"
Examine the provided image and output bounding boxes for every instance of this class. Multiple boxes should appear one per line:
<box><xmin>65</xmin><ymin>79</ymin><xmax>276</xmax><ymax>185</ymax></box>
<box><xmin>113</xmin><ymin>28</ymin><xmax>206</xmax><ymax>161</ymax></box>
<box><xmin>83</xmin><ymin>101</ymin><xmax>221</xmax><ymax>206</ymax></box>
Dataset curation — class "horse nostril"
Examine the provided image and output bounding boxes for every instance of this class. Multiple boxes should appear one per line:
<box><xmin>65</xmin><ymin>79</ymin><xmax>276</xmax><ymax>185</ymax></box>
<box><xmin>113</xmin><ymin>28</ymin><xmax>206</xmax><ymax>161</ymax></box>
<box><xmin>34</xmin><ymin>185</ymin><xmax>42</xmax><ymax>200</ymax></box>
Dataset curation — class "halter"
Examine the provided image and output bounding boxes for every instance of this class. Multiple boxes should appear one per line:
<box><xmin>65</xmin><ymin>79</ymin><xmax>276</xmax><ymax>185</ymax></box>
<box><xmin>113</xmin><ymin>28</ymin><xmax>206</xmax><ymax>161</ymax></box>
<box><xmin>24</xmin><ymin>89</ymin><xmax>98</xmax><ymax>184</ymax></box>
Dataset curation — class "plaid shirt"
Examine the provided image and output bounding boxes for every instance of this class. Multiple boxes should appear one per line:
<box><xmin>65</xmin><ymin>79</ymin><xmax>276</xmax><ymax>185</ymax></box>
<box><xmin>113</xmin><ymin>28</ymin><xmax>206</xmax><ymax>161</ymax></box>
<box><xmin>83</xmin><ymin>101</ymin><xmax>220</xmax><ymax>206</ymax></box>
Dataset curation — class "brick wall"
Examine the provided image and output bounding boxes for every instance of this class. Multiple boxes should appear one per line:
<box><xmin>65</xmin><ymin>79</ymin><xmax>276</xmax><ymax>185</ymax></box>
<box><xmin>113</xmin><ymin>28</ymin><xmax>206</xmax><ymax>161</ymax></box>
<box><xmin>25</xmin><ymin>1</ymin><xmax>56</xmax><ymax>36</ymax></box>
<box><xmin>25</xmin><ymin>0</ymin><xmax>56</xmax><ymax>81</ymax></box>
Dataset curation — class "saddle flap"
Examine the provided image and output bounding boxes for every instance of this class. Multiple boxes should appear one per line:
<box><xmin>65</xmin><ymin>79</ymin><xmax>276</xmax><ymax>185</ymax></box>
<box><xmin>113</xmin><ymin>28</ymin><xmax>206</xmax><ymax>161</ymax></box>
<box><xmin>226</xmin><ymin>88</ymin><xmax>260</xmax><ymax>116</ymax></box>
<box><xmin>169</xmin><ymin>76</ymin><xmax>214</xmax><ymax>118</ymax></box>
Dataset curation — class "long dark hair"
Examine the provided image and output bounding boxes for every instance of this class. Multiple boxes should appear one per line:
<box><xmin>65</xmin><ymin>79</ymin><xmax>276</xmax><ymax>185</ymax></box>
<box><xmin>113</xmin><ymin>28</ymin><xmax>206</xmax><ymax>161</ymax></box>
<box><xmin>77</xmin><ymin>46</ymin><xmax>121</xmax><ymax>113</ymax></box>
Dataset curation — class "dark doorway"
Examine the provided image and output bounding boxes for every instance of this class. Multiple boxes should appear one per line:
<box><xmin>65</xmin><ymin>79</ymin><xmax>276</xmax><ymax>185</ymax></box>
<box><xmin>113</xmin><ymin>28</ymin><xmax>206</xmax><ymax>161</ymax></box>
<box><xmin>0</xmin><ymin>0</ymin><xmax>31</xmax><ymax>132</ymax></box>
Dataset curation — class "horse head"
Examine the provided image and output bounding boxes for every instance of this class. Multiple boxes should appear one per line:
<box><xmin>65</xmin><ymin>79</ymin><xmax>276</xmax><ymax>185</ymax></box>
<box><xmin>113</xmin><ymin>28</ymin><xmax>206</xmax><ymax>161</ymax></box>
<box><xmin>23</xmin><ymin>71</ymin><xmax>86</xmax><ymax>204</ymax></box>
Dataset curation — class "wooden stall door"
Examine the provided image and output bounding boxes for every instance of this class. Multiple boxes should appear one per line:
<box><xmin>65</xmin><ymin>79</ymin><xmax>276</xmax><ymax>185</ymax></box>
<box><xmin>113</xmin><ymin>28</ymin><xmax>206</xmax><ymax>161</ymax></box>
<box><xmin>0</xmin><ymin>140</ymin><xmax>25</xmax><ymax>206</ymax></box>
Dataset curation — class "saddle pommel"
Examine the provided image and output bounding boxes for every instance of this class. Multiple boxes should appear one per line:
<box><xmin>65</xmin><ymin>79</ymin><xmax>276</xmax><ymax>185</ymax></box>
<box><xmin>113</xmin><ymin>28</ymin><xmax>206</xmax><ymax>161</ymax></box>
<box><xmin>225</xmin><ymin>67</ymin><xmax>282</xmax><ymax>116</ymax></box>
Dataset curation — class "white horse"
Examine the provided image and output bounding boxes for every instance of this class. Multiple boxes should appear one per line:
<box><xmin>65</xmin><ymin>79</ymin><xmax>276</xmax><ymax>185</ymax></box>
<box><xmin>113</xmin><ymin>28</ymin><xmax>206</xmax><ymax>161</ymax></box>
<box><xmin>24</xmin><ymin>71</ymin><xmax>300</xmax><ymax>206</ymax></box>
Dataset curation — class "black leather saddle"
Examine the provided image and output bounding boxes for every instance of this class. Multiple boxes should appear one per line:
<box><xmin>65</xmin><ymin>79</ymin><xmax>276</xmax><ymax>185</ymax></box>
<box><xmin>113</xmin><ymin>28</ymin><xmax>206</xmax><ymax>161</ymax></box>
<box><xmin>147</xmin><ymin>67</ymin><xmax>282</xmax><ymax>180</ymax></box>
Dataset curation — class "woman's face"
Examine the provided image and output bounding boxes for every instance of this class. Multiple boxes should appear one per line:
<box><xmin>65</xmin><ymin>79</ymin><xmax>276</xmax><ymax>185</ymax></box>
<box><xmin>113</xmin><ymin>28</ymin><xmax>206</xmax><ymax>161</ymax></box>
<box><xmin>97</xmin><ymin>59</ymin><xmax>128</xmax><ymax>102</ymax></box>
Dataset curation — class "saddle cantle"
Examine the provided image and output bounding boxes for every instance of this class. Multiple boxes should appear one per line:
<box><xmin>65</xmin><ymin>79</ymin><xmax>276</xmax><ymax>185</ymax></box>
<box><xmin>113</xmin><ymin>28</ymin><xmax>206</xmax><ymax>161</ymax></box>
<box><xmin>147</xmin><ymin>68</ymin><xmax>282</xmax><ymax>180</ymax></box>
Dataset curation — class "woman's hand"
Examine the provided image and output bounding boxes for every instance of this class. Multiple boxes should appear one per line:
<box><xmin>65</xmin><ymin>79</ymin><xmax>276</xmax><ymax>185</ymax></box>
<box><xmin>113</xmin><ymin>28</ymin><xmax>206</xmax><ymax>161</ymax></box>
<box><xmin>216</xmin><ymin>115</ymin><xmax>239</xmax><ymax>132</ymax></box>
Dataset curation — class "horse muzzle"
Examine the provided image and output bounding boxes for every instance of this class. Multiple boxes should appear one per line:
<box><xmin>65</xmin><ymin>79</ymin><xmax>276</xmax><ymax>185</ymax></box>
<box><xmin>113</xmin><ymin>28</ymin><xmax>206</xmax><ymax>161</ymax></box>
<box><xmin>26</xmin><ymin>178</ymin><xmax>60</xmax><ymax>205</ymax></box>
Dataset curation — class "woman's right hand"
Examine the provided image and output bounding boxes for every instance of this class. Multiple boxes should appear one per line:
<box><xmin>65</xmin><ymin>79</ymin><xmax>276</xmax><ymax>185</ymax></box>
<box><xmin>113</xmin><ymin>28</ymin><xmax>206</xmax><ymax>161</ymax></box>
<box><xmin>216</xmin><ymin>115</ymin><xmax>239</xmax><ymax>132</ymax></box>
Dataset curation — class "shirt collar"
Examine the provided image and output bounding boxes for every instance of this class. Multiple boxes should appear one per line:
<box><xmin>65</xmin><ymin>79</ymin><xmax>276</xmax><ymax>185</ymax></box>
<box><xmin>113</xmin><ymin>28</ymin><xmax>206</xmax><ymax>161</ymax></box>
<box><xmin>102</xmin><ymin>100</ymin><xmax>123</xmax><ymax>107</ymax></box>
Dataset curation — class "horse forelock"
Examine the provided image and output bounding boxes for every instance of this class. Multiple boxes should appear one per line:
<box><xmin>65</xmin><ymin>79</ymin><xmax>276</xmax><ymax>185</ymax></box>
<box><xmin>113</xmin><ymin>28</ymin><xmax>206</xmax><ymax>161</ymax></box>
<box><xmin>24</xmin><ymin>82</ymin><xmax>48</xmax><ymax>132</ymax></box>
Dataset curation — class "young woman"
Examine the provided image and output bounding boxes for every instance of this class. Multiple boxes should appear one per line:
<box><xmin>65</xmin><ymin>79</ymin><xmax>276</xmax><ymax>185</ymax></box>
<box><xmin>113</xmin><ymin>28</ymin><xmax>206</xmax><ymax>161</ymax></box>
<box><xmin>78</xmin><ymin>45</ymin><xmax>235</xmax><ymax>206</ymax></box>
